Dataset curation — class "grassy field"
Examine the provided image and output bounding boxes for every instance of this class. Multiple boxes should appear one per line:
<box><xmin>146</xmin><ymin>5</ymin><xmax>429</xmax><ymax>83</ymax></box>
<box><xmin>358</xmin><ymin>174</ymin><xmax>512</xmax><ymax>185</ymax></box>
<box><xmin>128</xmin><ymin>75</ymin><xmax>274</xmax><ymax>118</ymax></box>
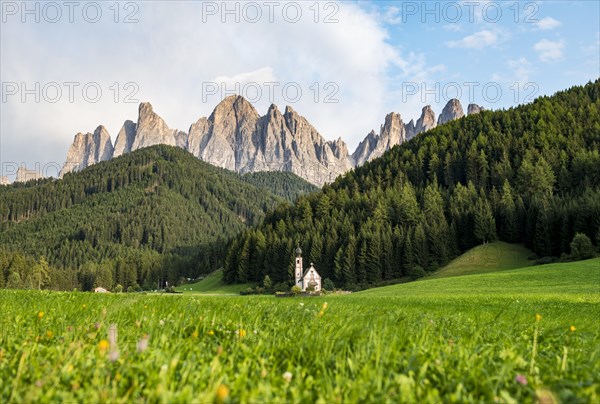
<box><xmin>1</xmin><ymin>258</ymin><xmax>598</xmax><ymax>402</ymax></box>
<box><xmin>430</xmin><ymin>242</ymin><xmax>533</xmax><ymax>279</ymax></box>
<box><xmin>175</xmin><ymin>269</ymin><xmax>255</xmax><ymax>294</ymax></box>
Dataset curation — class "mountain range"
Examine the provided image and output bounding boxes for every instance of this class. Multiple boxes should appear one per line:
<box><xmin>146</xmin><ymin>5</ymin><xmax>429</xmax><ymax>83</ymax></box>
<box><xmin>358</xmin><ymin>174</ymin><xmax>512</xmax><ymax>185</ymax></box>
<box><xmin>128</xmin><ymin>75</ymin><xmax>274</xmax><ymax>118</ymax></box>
<box><xmin>58</xmin><ymin>97</ymin><xmax>483</xmax><ymax>185</ymax></box>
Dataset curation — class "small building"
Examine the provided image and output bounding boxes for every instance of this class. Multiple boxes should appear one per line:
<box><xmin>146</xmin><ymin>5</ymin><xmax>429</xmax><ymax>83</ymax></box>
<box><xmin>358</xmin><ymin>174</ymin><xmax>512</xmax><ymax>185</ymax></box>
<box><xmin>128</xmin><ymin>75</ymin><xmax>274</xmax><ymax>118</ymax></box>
<box><xmin>294</xmin><ymin>246</ymin><xmax>322</xmax><ymax>292</ymax></box>
<box><xmin>94</xmin><ymin>287</ymin><xmax>110</xmax><ymax>293</ymax></box>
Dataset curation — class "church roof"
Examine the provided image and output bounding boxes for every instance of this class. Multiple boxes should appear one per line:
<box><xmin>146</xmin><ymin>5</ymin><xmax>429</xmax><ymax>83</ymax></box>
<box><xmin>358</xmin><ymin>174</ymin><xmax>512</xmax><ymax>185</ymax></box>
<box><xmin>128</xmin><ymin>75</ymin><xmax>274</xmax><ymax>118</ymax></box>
<box><xmin>295</xmin><ymin>245</ymin><xmax>302</xmax><ymax>255</ymax></box>
<box><xmin>303</xmin><ymin>263</ymin><xmax>320</xmax><ymax>278</ymax></box>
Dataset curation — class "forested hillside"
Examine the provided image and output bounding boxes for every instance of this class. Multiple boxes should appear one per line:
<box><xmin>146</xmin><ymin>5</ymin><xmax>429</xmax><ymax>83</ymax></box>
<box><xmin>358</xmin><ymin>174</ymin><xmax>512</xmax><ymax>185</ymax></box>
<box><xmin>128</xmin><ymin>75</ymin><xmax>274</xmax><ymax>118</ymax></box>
<box><xmin>0</xmin><ymin>146</ymin><xmax>315</xmax><ymax>291</ymax></box>
<box><xmin>224</xmin><ymin>80</ymin><xmax>600</xmax><ymax>288</ymax></box>
<box><xmin>241</xmin><ymin>172</ymin><xmax>317</xmax><ymax>200</ymax></box>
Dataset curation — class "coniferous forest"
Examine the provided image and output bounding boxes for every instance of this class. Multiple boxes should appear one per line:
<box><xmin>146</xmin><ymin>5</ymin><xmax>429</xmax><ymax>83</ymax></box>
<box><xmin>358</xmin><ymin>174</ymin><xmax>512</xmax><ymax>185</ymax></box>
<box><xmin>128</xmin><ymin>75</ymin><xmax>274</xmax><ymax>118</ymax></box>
<box><xmin>1</xmin><ymin>81</ymin><xmax>599</xmax><ymax>292</ymax></box>
<box><xmin>0</xmin><ymin>146</ymin><xmax>315</xmax><ymax>291</ymax></box>
<box><xmin>224</xmin><ymin>80</ymin><xmax>600</xmax><ymax>288</ymax></box>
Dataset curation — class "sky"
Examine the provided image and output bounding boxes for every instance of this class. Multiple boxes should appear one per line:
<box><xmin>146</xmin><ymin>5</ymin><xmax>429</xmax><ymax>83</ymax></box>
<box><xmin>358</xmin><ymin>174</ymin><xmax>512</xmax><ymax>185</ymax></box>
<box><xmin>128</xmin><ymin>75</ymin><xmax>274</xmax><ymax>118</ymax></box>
<box><xmin>1</xmin><ymin>0</ymin><xmax>599</xmax><ymax>179</ymax></box>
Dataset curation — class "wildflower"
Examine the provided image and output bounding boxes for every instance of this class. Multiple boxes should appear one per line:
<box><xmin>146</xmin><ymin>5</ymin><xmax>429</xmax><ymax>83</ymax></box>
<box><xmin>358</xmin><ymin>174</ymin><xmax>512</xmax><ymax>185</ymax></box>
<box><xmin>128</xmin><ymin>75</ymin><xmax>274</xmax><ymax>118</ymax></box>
<box><xmin>317</xmin><ymin>302</ymin><xmax>329</xmax><ymax>318</ymax></box>
<box><xmin>299</xmin><ymin>303</ymin><xmax>304</xmax><ymax>307</ymax></box>
<box><xmin>82</xmin><ymin>304</ymin><xmax>87</xmax><ymax>309</ymax></box>
<box><xmin>159</xmin><ymin>319</ymin><xmax>165</xmax><ymax>326</ymax></box>
<box><xmin>94</xmin><ymin>322</ymin><xmax>101</xmax><ymax>330</ymax></box>
<box><xmin>515</xmin><ymin>374</ymin><xmax>528</xmax><ymax>385</ymax></box>
<box><xmin>108</xmin><ymin>349</ymin><xmax>120</xmax><ymax>362</ymax></box>
<box><xmin>37</xmin><ymin>311</ymin><xmax>44</xmax><ymax>320</ymax></box>
<box><xmin>570</xmin><ymin>325</ymin><xmax>576</xmax><ymax>332</ymax></box>
<box><xmin>98</xmin><ymin>339</ymin><xmax>110</xmax><ymax>352</ymax></box>
<box><xmin>282</xmin><ymin>371</ymin><xmax>293</xmax><ymax>383</ymax></box>
<box><xmin>535</xmin><ymin>313</ymin><xmax>542</xmax><ymax>322</ymax></box>
<box><xmin>137</xmin><ymin>335</ymin><xmax>149</xmax><ymax>353</ymax></box>
<box><xmin>238</xmin><ymin>329</ymin><xmax>247</xmax><ymax>339</ymax></box>
<box><xmin>192</xmin><ymin>330</ymin><xmax>199</xmax><ymax>339</ymax></box>
<box><xmin>208</xmin><ymin>330</ymin><xmax>215</xmax><ymax>336</ymax></box>
<box><xmin>46</xmin><ymin>330</ymin><xmax>54</xmax><ymax>339</ymax></box>
<box><xmin>215</xmin><ymin>384</ymin><xmax>229</xmax><ymax>404</ymax></box>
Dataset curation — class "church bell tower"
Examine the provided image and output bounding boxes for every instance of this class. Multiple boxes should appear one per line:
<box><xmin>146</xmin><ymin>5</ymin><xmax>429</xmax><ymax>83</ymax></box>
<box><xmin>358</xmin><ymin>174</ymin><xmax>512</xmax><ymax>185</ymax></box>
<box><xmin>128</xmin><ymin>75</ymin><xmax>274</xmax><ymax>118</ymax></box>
<box><xmin>294</xmin><ymin>245</ymin><xmax>303</xmax><ymax>288</ymax></box>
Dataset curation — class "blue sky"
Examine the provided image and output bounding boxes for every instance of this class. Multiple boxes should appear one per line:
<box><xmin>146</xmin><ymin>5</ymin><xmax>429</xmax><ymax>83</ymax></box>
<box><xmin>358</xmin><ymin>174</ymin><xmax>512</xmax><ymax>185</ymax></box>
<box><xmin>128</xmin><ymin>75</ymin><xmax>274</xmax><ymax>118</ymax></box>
<box><xmin>1</xmin><ymin>0</ymin><xmax>598</xmax><ymax>178</ymax></box>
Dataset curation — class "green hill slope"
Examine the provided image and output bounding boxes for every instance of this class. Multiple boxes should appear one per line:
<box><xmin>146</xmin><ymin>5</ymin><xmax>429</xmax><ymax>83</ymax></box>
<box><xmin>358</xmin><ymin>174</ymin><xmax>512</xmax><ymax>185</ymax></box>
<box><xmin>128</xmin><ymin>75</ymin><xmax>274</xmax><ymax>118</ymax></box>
<box><xmin>430</xmin><ymin>242</ymin><xmax>532</xmax><ymax>278</ymax></box>
<box><xmin>176</xmin><ymin>269</ymin><xmax>254</xmax><ymax>294</ymax></box>
<box><xmin>0</xmin><ymin>146</ymin><xmax>314</xmax><ymax>290</ymax></box>
<box><xmin>358</xmin><ymin>257</ymin><xmax>600</xmax><ymax>298</ymax></box>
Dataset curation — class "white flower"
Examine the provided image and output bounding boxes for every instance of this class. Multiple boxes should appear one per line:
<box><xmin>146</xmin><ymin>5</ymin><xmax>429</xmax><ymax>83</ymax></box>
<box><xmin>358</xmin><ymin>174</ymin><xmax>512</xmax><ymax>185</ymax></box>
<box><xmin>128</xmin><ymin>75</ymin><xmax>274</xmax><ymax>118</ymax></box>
<box><xmin>282</xmin><ymin>371</ymin><xmax>293</xmax><ymax>383</ymax></box>
<box><xmin>137</xmin><ymin>336</ymin><xmax>149</xmax><ymax>353</ymax></box>
<box><xmin>108</xmin><ymin>349</ymin><xmax>120</xmax><ymax>362</ymax></box>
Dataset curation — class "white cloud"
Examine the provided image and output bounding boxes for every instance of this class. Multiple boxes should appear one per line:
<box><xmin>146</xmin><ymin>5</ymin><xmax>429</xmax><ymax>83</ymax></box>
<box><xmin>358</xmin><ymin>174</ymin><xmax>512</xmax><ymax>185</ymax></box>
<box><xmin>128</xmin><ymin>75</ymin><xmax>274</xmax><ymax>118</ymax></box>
<box><xmin>3</xmin><ymin>1</ymin><xmax>431</xmax><ymax>167</ymax></box>
<box><xmin>507</xmin><ymin>57</ymin><xmax>533</xmax><ymax>82</ymax></box>
<box><xmin>443</xmin><ymin>24</ymin><xmax>462</xmax><ymax>32</ymax></box>
<box><xmin>382</xmin><ymin>6</ymin><xmax>401</xmax><ymax>25</ymax></box>
<box><xmin>534</xmin><ymin>39</ymin><xmax>565</xmax><ymax>63</ymax></box>
<box><xmin>536</xmin><ymin>17</ymin><xmax>561</xmax><ymax>31</ymax></box>
<box><xmin>213</xmin><ymin>67</ymin><xmax>277</xmax><ymax>86</ymax></box>
<box><xmin>446</xmin><ymin>30</ymin><xmax>498</xmax><ymax>49</ymax></box>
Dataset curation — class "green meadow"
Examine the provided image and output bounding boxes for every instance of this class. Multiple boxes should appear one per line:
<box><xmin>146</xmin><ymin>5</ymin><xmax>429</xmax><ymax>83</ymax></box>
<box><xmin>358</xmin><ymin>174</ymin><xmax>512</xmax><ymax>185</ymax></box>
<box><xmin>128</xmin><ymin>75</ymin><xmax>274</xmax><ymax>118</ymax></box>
<box><xmin>1</xmin><ymin>256</ymin><xmax>599</xmax><ymax>403</ymax></box>
<box><xmin>175</xmin><ymin>269</ymin><xmax>254</xmax><ymax>295</ymax></box>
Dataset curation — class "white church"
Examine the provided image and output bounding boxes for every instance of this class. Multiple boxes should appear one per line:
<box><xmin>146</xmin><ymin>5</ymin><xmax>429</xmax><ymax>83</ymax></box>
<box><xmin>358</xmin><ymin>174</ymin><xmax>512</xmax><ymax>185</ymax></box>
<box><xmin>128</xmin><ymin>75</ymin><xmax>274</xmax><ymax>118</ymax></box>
<box><xmin>294</xmin><ymin>246</ymin><xmax>322</xmax><ymax>292</ymax></box>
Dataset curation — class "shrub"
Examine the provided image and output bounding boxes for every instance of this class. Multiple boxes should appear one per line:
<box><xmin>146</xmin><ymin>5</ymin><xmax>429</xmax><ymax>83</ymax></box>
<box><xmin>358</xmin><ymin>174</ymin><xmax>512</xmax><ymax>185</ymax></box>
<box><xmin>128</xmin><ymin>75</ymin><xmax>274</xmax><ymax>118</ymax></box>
<box><xmin>323</xmin><ymin>278</ymin><xmax>335</xmax><ymax>291</ymax></box>
<box><xmin>262</xmin><ymin>275</ymin><xmax>272</xmax><ymax>290</ymax></box>
<box><xmin>114</xmin><ymin>284</ymin><xmax>123</xmax><ymax>293</ymax></box>
<box><xmin>407</xmin><ymin>265</ymin><xmax>426</xmax><ymax>280</ymax></box>
<box><xmin>291</xmin><ymin>285</ymin><xmax>302</xmax><ymax>295</ymax></box>
<box><xmin>273</xmin><ymin>282</ymin><xmax>290</xmax><ymax>293</ymax></box>
<box><xmin>570</xmin><ymin>233</ymin><xmax>596</xmax><ymax>260</ymax></box>
<box><xmin>534</xmin><ymin>256</ymin><xmax>557</xmax><ymax>265</ymax></box>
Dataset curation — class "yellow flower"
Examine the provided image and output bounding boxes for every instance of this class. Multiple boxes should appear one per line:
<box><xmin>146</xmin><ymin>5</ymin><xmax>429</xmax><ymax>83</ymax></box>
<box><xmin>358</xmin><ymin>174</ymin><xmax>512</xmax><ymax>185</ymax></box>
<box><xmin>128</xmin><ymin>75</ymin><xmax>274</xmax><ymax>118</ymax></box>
<box><xmin>37</xmin><ymin>311</ymin><xmax>44</xmax><ymax>320</ymax></box>
<box><xmin>238</xmin><ymin>329</ymin><xmax>247</xmax><ymax>338</ymax></box>
<box><xmin>208</xmin><ymin>330</ymin><xmax>215</xmax><ymax>336</ymax></box>
<box><xmin>98</xmin><ymin>339</ymin><xmax>110</xmax><ymax>352</ymax></box>
<box><xmin>535</xmin><ymin>313</ymin><xmax>542</xmax><ymax>322</ymax></box>
<box><xmin>192</xmin><ymin>330</ymin><xmax>199</xmax><ymax>339</ymax></box>
<box><xmin>215</xmin><ymin>384</ymin><xmax>229</xmax><ymax>404</ymax></box>
<box><xmin>570</xmin><ymin>325</ymin><xmax>576</xmax><ymax>332</ymax></box>
<box><xmin>46</xmin><ymin>330</ymin><xmax>54</xmax><ymax>339</ymax></box>
<box><xmin>82</xmin><ymin>304</ymin><xmax>87</xmax><ymax>309</ymax></box>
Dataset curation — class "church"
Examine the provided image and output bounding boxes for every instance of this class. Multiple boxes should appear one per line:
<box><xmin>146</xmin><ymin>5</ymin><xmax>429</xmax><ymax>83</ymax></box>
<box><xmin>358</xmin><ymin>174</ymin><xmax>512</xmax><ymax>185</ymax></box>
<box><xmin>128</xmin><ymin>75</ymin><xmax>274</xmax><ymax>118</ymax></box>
<box><xmin>294</xmin><ymin>246</ymin><xmax>322</xmax><ymax>292</ymax></box>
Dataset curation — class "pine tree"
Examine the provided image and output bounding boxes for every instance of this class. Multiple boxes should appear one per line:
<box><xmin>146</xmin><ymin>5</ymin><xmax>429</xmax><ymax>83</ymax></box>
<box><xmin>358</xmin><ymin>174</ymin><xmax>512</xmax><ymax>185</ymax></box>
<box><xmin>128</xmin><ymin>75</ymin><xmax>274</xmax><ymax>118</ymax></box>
<box><xmin>474</xmin><ymin>193</ymin><xmax>497</xmax><ymax>244</ymax></box>
<box><xmin>499</xmin><ymin>180</ymin><xmax>517</xmax><ymax>242</ymax></box>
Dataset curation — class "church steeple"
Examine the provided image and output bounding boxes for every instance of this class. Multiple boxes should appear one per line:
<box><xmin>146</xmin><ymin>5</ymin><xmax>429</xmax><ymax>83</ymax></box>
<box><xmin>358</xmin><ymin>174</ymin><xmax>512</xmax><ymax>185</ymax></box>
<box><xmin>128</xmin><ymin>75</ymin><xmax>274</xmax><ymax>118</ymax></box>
<box><xmin>294</xmin><ymin>244</ymin><xmax>303</xmax><ymax>288</ymax></box>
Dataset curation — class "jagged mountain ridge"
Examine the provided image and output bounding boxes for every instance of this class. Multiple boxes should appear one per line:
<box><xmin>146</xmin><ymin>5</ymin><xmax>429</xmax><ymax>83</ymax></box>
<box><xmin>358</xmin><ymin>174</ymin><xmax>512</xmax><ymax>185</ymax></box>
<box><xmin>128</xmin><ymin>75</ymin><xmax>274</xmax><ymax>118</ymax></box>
<box><xmin>60</xmin><ymin>97</ymin><xmax>484</xmax><ymax>185</ymax></box>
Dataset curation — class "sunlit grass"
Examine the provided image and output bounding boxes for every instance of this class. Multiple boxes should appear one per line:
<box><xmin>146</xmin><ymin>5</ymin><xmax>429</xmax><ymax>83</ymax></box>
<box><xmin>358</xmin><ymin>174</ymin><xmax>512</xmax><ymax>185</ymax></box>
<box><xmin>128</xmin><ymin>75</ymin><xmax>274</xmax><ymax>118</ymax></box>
<box><xmin>1</xmin><ymin>258</ymin><xmax>598</xmax><ymax>402</ymax></box>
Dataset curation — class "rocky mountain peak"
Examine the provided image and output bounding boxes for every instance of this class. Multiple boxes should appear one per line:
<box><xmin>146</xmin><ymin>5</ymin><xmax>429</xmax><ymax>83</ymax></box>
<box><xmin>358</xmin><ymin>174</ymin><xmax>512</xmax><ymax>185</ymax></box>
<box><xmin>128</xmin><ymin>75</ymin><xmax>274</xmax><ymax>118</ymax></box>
<box><xmin>415</xmin><ymin>105</ymin><xmax>437</xmax><ymax>134</ymax></box>
<box><xmin>132</xmin><ymin>102</ymin><xmax>179</xmax><ymax>150</ymax></box>
<box><xmin>113</xmin><ymin>120</ymin><xmax>137</xmax><ymax>158</ymax></box>
<box><xmin>437</xmin><ymin>99</ymin><xmax>464</xmax><ymax>125</ymax></box>
<box><xmin>467</xmin><ymin>103</ymin><xmax>485</xmax><ymax>115</ymax></box>
<box><xmin>60</xmin><ymin>125</ymin><xmax>114</xmax><ymax>177</ymax></box>
<box><xmin>15</xmin><ymin>166</ymin><xmax>44</xmax><ymax>183</ymax></box>
<box><xmin>58</xmin><ymin>95</ymin><xmax>488</xmax><ymax>185</ymax></box>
